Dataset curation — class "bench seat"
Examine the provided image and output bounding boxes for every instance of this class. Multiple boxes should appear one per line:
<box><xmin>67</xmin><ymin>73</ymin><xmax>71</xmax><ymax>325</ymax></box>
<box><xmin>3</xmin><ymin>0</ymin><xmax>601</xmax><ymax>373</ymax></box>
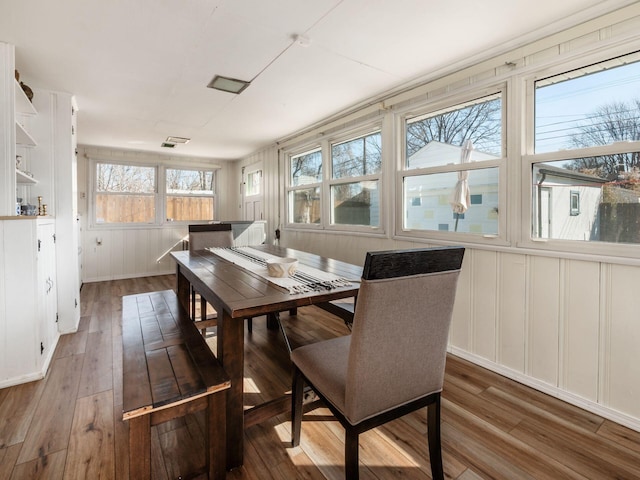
<box><xmin>122</xmin><ymin>289</ymin><xmax>230</xmax><ymax>480</ymax></box>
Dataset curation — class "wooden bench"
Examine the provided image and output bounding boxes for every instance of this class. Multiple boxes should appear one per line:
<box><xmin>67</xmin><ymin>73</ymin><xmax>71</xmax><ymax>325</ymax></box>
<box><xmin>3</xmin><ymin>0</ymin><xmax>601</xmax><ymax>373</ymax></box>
<box><xmin>122</xmin><ymin>290</ymin><xmax>230</xmax><ymax>480</ymax></box>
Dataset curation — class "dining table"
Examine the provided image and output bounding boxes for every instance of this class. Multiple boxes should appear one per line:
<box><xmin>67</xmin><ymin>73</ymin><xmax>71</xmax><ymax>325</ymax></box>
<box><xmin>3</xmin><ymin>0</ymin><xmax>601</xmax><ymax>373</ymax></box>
<box><xmin>170</xmin><ymin>244</ymin><xmax>362</xmax><ymax>469</ymax></box>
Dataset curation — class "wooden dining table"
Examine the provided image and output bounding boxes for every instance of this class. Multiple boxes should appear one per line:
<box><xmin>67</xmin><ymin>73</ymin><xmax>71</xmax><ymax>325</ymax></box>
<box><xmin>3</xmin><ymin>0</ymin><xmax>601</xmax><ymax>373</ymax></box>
<box><xmin>170</xmin><ymin>244</ymin><xmax>362</xmax><ymax>470</ymax></box>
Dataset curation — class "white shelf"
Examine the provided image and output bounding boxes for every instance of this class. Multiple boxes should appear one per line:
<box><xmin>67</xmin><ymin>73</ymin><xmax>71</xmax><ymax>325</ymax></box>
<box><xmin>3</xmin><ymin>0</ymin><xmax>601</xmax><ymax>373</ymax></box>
<box><xmin>16</xmin><ymin>121</ymin><xmax>37</xmax><ymax>147</ymax></box>
<box><xmin>16</xmin><ymin>169</ymin><xmax>38</xmax><ymax>185</ymax></box>
<box><xmin>14</xmin><ymin>80</ymin><xmax>37</xmax><ymax>115</ymax></box>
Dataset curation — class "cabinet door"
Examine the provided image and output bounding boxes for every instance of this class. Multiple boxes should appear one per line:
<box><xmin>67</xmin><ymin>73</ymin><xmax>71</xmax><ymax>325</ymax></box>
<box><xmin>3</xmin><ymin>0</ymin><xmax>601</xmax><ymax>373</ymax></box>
<box><xmin>0</xmin><ymin>220</ymin><xmax>39</xmax><ymax>382</ymax></box>
<box><xmin>37</xmin><ymin>222</ymin><xmax>58</xmax><ymax>364</ymax></box>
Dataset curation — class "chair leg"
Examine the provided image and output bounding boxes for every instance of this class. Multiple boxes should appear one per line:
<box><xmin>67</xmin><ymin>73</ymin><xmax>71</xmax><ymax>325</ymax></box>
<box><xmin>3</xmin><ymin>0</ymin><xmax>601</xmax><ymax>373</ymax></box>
<box><xmin>200</xmin><ymin>296</ymin><xmax>207</xmax><ymax>321</ymax></box>
<box><xmin>345</xmin><ymin>428</ymin><xmax>359</xmax><ymax>480</ymax></box>
<box><xmin>190</xmin><ymin>286</ymin><xmax>196</xmax><ymax>321</ymax></box>
<box><xmin>291</xmin><ymin>367</ymin><xmax>304</xmax><ymax>447</ymax></box>
<box><xmin>427</xmin><ymin>394</ymin><xmax>444</xmax><ymax>480</ymax></box>
<box><xmin>247</xmin><ymin>318</ymin><xmax>253</xmax><ymax>333</ymax></box>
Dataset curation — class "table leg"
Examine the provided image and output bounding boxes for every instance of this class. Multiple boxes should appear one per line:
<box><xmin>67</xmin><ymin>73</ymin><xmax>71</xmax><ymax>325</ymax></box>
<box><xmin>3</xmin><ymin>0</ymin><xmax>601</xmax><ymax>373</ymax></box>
<box><xmin>175</xmin><ymin>264</ymin><xmax>191</xmax><ymax>314</ymax></box>
<box><xmin>217</xmin><ymin>308</ymin><xmax>244</xmax><ymax>468</ymax></box>
<box><xmin>128</xmin><ymin>415</ymin><xmax>151</xmax><ymax>480</ymax></box>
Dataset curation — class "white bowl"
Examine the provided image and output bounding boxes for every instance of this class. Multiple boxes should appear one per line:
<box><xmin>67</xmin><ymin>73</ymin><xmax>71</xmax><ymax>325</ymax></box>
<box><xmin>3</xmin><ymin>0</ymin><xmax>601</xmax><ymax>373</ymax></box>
<box><xmin>266</xmin><ymin>258</ymin><xmax>298</xmax><ymax>278</ymax></box>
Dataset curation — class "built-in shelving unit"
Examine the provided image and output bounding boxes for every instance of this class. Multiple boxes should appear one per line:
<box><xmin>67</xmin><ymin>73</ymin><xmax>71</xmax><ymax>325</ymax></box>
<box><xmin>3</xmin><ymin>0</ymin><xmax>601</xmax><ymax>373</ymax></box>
<box><xmin>16</xmin><ymin>168</ymin><xmax>37</xmax><ymax>185</ymax></box>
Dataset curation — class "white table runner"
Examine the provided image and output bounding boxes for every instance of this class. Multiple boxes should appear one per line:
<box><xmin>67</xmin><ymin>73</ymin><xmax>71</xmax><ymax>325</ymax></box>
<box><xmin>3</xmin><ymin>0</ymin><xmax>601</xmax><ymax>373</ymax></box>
<box><xmin>208</xmin><ymin>247</ymin><xmax>352</xmax><ymax>294</ymax></box>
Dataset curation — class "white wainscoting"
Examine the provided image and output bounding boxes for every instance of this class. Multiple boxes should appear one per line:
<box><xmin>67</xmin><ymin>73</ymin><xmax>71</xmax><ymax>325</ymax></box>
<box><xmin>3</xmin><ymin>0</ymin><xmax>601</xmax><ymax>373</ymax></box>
<box><xmin>282</xmin><ymin>230</ymin><xmax>640</xmax><ymax>432</ymax></box>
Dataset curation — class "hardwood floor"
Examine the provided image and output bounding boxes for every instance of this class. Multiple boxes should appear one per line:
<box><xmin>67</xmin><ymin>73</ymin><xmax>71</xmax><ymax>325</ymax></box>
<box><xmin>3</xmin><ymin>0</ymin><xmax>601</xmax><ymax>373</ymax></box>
<box><xmin>1</xmin><ymin>274</ymin><xmax>640</xmax><ymax>479</ymax></box>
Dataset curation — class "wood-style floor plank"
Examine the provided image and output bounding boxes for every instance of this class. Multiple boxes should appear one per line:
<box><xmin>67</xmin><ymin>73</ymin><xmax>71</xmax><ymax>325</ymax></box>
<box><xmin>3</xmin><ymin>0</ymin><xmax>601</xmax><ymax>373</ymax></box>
<box><xmin>63</xmin><ymin>390</ymin><xmax>115</xmax><ymax>479</ymax></box>
<box><xmin>16</xmin><ymin>353</ymin><xmax>84</xmax><ymax>464</ymax></box>
<box><xmin>1</xmin><ymin>273</ymin><xmax>640</xmax><ymax>480</ymax></box>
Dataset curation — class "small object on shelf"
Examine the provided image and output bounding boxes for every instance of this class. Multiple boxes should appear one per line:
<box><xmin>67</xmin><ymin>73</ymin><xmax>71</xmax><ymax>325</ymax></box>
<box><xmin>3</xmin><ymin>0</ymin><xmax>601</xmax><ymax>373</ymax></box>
<box><xmin>37</xmin><ymin>196</ymin><xmax>43</xmax><ymax>216</ymax></box>
<box><xmin>21</xmin><ymin>204</ymin><xmax>37</xmax><ymax>216</ymax></box>
<box><xmin>16</xmin><ymin>155</ymin><xmax>22</xmax><ymax>169</ymax></box>
<box><xmin>42</xmin><ymin>204</ymin><xmax>47</xmax><ymax>216</ymax></box>
<box><xmin>20</xmin><ymin>81</ymin><xmax>33</xmax><ymax>102</ymax></box>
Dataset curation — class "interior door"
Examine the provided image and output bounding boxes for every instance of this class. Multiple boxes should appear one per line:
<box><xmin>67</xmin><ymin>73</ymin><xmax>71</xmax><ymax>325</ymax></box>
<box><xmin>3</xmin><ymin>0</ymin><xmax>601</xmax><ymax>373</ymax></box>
<box><xmin>242</xmin><ymin>164</ymin><xmax>264</xmax><ymax>221</ymax></box>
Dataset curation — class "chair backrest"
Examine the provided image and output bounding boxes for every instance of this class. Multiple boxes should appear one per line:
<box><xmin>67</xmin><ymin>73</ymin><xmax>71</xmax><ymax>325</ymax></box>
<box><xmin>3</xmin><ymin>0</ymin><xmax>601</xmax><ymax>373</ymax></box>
<box><xmin>188</xmin><ymin>223</ymin><xmax>234</xmax><ymax>252</ymax></box>
<box><xmin>345</xmin><ymin>246</ymin><xmax>464</xmax><ymax>424</ymax></box>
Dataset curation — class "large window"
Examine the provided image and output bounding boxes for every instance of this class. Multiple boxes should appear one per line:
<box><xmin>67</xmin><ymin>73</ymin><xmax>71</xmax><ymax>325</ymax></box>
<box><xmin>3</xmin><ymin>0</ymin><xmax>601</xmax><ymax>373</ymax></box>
<box><xmin>166</xmin><ymin>168</ymin><xmax>215</xmax><ymax>222</ymax></box>
<box><xmin>402</xmin><ymin>92</ymin><xmax>504</xmax><ymax>236</ymax></box>
<box><xmin>93</xmin><ymin>161</ymin><xmax>216</xmax><ymax>226</ymax></box>
<box><xmin>330</xmin><ymin>131</ymin><xmax>382</xmax><ymax>227</ymax></box>
<box><xmin>95</xmin><ymin>163</ymin><xmax>156</xmax><ymax>224</ymax></box>
<box><xmin>530</xmin><ymin>53</ymin><xmax>640</xmax><ymax>245</ymax></box>
<box><xmin>286</xmin><ymin>128</ymin><xmax>384</xmax><ymax>230</ymax></box>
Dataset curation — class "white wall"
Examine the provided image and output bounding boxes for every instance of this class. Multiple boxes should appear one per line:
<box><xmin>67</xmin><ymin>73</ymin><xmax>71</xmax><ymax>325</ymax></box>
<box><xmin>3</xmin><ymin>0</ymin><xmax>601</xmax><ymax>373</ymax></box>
<box><xmin>232</xmin><ymin>6</ymin><xmax>640</xmax><ymax>431</ymax></box>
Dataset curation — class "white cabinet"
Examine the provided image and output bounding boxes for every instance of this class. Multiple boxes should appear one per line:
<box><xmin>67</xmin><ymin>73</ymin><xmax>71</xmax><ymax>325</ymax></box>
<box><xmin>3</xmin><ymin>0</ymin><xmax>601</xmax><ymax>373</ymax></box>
<box><xmin>0</xmin><ymin>218</ymin><xmax>58</xmax><ymax>388</ymax></box>
<box><xmin>31</xmin><ymin>89</ymin><xmax>81</xmax><ymax>332</ymax></box>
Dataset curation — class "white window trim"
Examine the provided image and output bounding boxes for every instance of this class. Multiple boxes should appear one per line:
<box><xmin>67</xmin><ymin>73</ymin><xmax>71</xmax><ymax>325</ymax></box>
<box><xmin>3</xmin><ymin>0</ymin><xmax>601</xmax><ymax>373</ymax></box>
<box><xmin>88</xmin><ymin>157</ymin><xmax>219</xmax><ymax>229</ymax></box>
<box><xmin>394</xmin><ymin>84</ymin><xmax>510</xmax><ymax>246</ymax></box>
<box><xmin>284</xmin><ymin>122</ymin><xmax>387</xmax><ymax>235</ymax></box>
<box><xmin>517</xmin><ymin>48</ymin><xmax>640</xmax><ymax>260</ymax></box>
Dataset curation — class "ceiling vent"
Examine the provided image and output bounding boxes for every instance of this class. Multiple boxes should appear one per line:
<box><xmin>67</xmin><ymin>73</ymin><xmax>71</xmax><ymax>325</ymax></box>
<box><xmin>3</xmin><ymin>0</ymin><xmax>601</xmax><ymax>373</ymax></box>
<box><xmin>207</xmin><ymin>75</ymin><xmax>251</xmax><ymax>94</ymax></box>
<box><xmin>166</xmin><ymin>136</ymin><xmax>190</xmax><ymax>144</ymax></box>
<box><xmin>161</xmin><ymin>142</ymin><xmax>176</xmax><ymax>148</ymax></box>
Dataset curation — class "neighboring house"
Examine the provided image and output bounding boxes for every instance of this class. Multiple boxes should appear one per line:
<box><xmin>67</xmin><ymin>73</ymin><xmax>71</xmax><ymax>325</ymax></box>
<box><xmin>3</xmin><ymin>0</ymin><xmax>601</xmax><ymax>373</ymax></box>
<box><xmin>533</xmin><ymin>165</ymin><xmax>607</xmax><ymax>241</ymax></box>
<box><xmin>405</xmin><ymin>142</ymin><xmax>499</xmax><ymax>233</ymax></box>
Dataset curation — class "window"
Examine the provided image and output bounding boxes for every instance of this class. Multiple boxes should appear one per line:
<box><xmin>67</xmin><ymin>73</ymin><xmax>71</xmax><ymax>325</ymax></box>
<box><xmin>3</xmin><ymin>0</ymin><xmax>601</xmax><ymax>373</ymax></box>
<box><xmin>165</xmin><ymin>168</ymin><xmax>215</xmax><ymax>222</ymax></box>
<box><xmin>529</xmin><ymin>53</ymin><xmax>640</xmax><ymax>245</ymax></box>
<box><xmin>402</xmin><ymin>92</ymin><xmax>504</xmax><ymax>236</ymax></box>
<box><xmin>95</xmin><ymin>163</ymin><xmax>156</xmax><ymax>224</ymax></box>
<box><xmin>92</xmin><ymin>161</ymin><xmax>217</xmax><ymax>226</ymax></box>
<box><xmin>330</xmin><ymin>132</ymin><xmax>382</xmax><ymax>227</ymax></box>
<box><xmin>570</xmin><ymin>191</ymin><xmax>580</xmax><ymax>216</ymax></box>
<box><xmin>288</xmin><ymin>149</ymin><xmax>322</xmax><ymax>224</ymax></box>
<box><xmin>246</xmin><ymin>169</ymin><xmax>262</xmax><ymax>196</ymax></box>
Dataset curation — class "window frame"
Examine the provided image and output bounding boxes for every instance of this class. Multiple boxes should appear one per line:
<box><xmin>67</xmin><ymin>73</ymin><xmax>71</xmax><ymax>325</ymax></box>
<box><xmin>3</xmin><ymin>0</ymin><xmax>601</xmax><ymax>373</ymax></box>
<box><xmin>327</xmin><ymin>127</ymin><xmax>384</xmax><ymax>233</ymax></box>
<box><xmin>284</xmin><ymin>122</ymin><xmax>386</xmax><ymax>234</ymax></box>
<box><xmin>520</xmin><ymin>49</ymin><xmax>640</xmax><ymax>259</ymax></box>
<box><xmin>164</xmin><ymin>167</ymin><xmax>217</xmax><ymax>223</ymax></box>
<box><xmin>89</xmin><ymin>158</ymin><xmax>218</xmax><ymax>229</ymax></box>
<box><xmin>395</xmin><ymin>85</ymin><xmax>509</xmax><ymax>245</ymax></box>
<box><xmin>285</xmin><ymin>145</ymin><xmax>324</xmax><ymax>230</ymax></box>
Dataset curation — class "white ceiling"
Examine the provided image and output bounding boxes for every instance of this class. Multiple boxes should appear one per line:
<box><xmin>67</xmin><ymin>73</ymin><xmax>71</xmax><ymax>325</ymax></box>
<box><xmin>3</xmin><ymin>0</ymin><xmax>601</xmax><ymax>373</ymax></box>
<box><xmin>1</xmin><ymin>0</ymin><xmax>634</xmax><ymax>160</ymax></box>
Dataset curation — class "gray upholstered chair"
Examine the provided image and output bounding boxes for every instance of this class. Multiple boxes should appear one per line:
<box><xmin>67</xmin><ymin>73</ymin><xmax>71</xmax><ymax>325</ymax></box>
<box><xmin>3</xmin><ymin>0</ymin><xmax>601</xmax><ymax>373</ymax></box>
<box><xmin>188</xmin><ymin>223</ymin><xmax>236</xmax><ymax>334</ymax></box>
<box><xmin>291</xmin><ymin>246</ymin><xmax>465</xmax><ymax>480</ymax></box>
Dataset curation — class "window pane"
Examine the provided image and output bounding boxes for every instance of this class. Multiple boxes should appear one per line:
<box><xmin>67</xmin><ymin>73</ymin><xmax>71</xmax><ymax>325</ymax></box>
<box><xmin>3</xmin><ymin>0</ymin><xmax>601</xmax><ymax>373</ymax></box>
<box><xmin>332</xmin><ymin>132</ymin><xmax>382</xmax><ymax>179</ymax></box>
<box><xmin>331</xmin><ymin>181</ymin><xmax>379</xmax><ymax>226</ymax></box>
<box><xmin>167</xmin><ymin>196</ymin><xmax>214</xmax><ymax>221</ymax></box>
<box><xmin>535</xmin><ymin>58</ymin><xmax>640</xmax><ymax>153</ymax></box>
<box><xmin>290</xmin><ymin>150</ymin><xmax>322</xmax><ymax>186</ymax></box>
<box><xmin>406</xmin><ymin>94</ymin><xmax>502</xmax><ymax>168</ymax></box>
<box><xmin>166</xmin><ymin>168</ymin><xmax>214</xmax><ymax>194</ymax></box>
<box><xmin>288</xmin><ymin>187</ymin><xmax>320</xmax><ymax>224</ymax></box>
<box><xmin>97</xmin><ymin>163</ymin><xmax>155</xmax><ymax>193</ymax></box>
<box><xmin>95</xmin><ymin>194</ymin><xmax>155</xmax><ymax>223</ymax></box>
<box><xmin>246</xmin><ymin>170</ymin><xmax>262</xmax><ymax>196</ymax></box>
<box><xmin>532</xmin><ymin>157</ymin><xmax>640</xmax><ymax>243</ymax></box>
<box><xmin>404</xmin><ymin>167</ymin><xmax>499</xmax><ymax>234</ymax></box>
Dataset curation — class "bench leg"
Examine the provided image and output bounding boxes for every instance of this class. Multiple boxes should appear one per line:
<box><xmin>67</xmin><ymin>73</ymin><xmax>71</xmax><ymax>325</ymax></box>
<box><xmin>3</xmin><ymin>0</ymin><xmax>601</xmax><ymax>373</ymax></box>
<box><xmin>206</xmin><ymin>393</ymin><xmax>227</xmax><ymax>480</ymax></box>
<box><xmin>129</xmin><ymin>415</ymin><xmax>151</xmax><ymax>480</ymax></box>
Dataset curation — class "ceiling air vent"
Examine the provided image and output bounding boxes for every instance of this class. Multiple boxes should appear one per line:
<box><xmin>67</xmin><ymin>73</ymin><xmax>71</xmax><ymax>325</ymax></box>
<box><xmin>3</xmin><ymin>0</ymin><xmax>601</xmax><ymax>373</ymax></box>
<box><xmin>166</xmin><ymin>136</ymin><xmax>190</xmax><ymax>144</ymax></box>
<box><xmin>161</xmin><ymin>142</ymin><xmax>176</xmax><ymax>148</ymax></box>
